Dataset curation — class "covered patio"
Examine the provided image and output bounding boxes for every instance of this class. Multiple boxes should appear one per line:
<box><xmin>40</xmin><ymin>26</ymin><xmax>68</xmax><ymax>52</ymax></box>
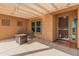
<box><xmin>0</xmin><ymin>3</ymin><xmax>79</xmax><ymax>56</ymax></box>
<box><xmin>0</xmin><ymin>38</ymin><xmax>78</xmax><ymax>56</ymax></box>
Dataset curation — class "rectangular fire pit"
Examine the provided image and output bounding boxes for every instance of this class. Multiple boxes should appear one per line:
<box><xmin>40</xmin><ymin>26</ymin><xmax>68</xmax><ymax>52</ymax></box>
<box><xmin>15</xmin><ymin>34</ymin><xmax>27</xmax><ymax>45</ymax></box>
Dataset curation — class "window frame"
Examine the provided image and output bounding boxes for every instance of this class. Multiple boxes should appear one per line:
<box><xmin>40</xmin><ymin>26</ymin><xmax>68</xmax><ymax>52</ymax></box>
<box><xmin>32</xmin><ymin>20</ymin><xmax>41</xmax><ymax>32</ymax></box>
<box><xmin>2</xmin><ymin>19</ymin><xmax>10</xmax><ymax>26</ymax></box>
<box><xmin>17</xmin><ymin>20</ymin><xmax>23</xmax><ymax>27</ymax></box>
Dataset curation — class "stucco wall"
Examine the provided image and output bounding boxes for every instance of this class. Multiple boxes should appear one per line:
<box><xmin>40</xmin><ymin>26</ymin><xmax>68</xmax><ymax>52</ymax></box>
<box><xmin>27</xmin><ymin>10</ymin><xmax>77</xmax><ymax>43</ymax></box>
<box><xmin>27</xmin><ymin>14</ymin><xmax>53</xmax><ymax>41</ymax></box>
<box><xmin>0</xmin><ymin>14</ymin><xmax>28</xmax><ymax>40</ymax></box>
<box><xmin>41</xmin><ymin>14</ymin><xmax>53</xmax><ymax>41</ymax></box>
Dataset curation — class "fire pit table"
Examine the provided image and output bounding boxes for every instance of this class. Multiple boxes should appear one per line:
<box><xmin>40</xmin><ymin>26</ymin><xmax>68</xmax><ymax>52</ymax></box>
<box><xmin>15</xmin><ymin>34</ymin><xmax>27</xmax><ymax>45</ymax></box>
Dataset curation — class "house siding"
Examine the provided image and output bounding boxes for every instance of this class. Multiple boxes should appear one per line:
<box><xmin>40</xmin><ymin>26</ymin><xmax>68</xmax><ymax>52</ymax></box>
<box><xmin>0</xmin><ymin>14</ymin><xmax>28</xmax><ymax>40</ymax></box>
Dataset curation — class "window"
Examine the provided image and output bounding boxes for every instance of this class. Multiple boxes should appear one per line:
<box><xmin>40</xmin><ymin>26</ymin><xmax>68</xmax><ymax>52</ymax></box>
<box><xmin>32</xmin><ymin>21</ymin><xmax>41</xmax><ymax>32</ymax></box>
<box><xmin>17</xmin><ymin>21</ymin><xmax>23</xmax><ymax>27</ymax></box>
<box><xmin>2</xmin><ymin>19</ymin><xmax>10</xmax><ymax>26</ymax></box>
<box><xmin>72</xmin><ymin>17</ymin><xmax>76</xmax><ymax>40</ymax></box>
<box><xmin>58</xmin><ymin>16</ymin><xmax>68</xmax><ymax>29</ymax></box>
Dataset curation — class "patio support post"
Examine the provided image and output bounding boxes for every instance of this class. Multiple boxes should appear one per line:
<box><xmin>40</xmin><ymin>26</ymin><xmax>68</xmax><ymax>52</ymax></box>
<box><xmin>77</xmin><ymin>8</ymin><xmax>79</xmax><ymax>48</ymax></box>
<box><xmin>52</xmin><ymin>15</ymin><xmax>57</xmax><ymax>41</ymax></box>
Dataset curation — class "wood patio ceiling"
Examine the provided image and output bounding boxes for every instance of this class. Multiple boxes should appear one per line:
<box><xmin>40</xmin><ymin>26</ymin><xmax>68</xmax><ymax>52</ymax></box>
<box><xmin>0</xmin><ymin>3</ymin><xmax>78</xmax><ymax>19</ymax></box>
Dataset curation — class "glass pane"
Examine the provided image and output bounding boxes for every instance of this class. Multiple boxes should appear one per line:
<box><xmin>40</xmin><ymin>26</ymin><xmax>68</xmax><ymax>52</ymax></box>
<box><xmin>58</xmin><ymin>16</ymin><xmax>68</xmax><ymax>40</ymax></box>
<box><xmin>2</xmin><ymin>19</ymin><xmax>10</xmax><ymax>26</ymax></box>
<box><xmin>72</xmin><ymin>17</ymin><xmax>76</xmax><ymax>40</ymax></box>
<box><xmin>32</xmin><ymin>21</ymin><xmax>41</xmax><ymax>32</ymax></box>
<box><xmin>32</xmin><ymin>22</ymin><xmax>35</xmax><ymax>27</ymax></box>
<box><xmin>32</xmin><ymin>22</ymin><xmax>35</xmax><ymax>32</ymax></box>
<box><xmin>58</xmin><ymin>16</ymin><xmax>68</xmax><ymax>29</ymax></box>
<box><xmin>37</xmin><ymin>21</ymin><xmax>40</xmax><ymax>26</ymax></box>
<box><xmin>32</xmin><ymin>27</ymin><xmax>35</xmax><ymax>32</ymax></box>
<box><xmin>17</xmin><ymin>21</ymin><xmax>23</xmax><ymax>27</ymax></box>
<box><xmin>36</xmin><ymin>27</ymin><xmax>41</xmax><ymax>32</ymax></box>
<box><xmin>58</xmin><ymin>30</ymin><xmax>68</xmax><ymax>38</ymax></box>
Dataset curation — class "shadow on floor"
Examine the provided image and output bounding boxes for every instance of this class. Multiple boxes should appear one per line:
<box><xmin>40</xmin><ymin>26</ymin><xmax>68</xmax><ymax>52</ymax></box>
<box><xmin>11</xmin><ymin>37</ymin><xmax>79</xmax><ymax>56</ymax></box>
<box><xmin>13</xmin><ymin>47</ymin><xmax>52</xmax><ymax>56</ymax></box>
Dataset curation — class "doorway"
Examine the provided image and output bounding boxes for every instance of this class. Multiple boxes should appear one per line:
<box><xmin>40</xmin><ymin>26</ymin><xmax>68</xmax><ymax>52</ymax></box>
<box><xmin>55</xmin><ymin>16</ymin><xmax>77</xmax><ymax>48</ymax></box>
<box><xmin>71</xmin><ymin>17</ymin><xmax>77</xmax><ymax>41</ymax></box>
<box><xmin>57</xmin><ymin>16</ymin><xmax>69</xmax><ymax>40</ymax></box>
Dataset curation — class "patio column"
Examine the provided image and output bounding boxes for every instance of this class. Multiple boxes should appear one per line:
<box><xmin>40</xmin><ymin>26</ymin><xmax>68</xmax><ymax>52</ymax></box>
<box><xmin>69</xmin><ymin>16</ymin><xmax>72</xmax><ymax>42</ymax></box>
<box><xmin>77</xmin><ymin>8</ymin><xmax>79</xmax><ymax>48</ymax></box>
<box><xmin>52</xmin><ymin>15</ymin><xmax>57</xmax><ymax>41</ymax></box>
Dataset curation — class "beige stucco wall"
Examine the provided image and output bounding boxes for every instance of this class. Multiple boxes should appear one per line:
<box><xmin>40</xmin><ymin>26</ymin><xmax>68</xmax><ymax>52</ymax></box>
<box><xmin>41</xmin><ymin>14</ymin><xmax>53</xmax><ymax>41</ymax></box>
<box><xmin>27</xmin><ymin>14</ymin><xmax>54</xmax><ymax>41</ymax></box>
<box><xmin>0</xmin><ymin>14</ymin><xmax>28</xmax><ymax>40</ymax></box>
<box><xmin>27</xmin><ymin>10</ymin><xmax>77</xmax><ymax>43</ymax></box>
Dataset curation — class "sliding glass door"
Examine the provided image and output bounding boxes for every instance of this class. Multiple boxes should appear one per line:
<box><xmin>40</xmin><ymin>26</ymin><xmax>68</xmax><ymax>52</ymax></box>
<box><xmin>57</xmin><ymin>16</ymin><xmax>69</xmax><ymax>40</ymax></box>
<box><xmin>72</xmin><ymin>17</ymin><xmax>76</xmax><ymax>41</ymax></box>
<box><xmin>57</xmin><ymin>16</ymin><xmax>77</xmax><ymax>42</ymax></box>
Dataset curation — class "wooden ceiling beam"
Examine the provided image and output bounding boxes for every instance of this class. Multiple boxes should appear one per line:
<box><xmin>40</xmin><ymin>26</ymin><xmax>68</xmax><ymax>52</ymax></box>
<box><xmin>50</xmin><ymin>3</ymin><xmax>58</xmax><ymax>9</ymax></box>
<box><xmin>67</xmin><ymin>3</ymin><xmax>70</xmax><ymax>7</ymax></box>
<box><xmin>20</xmin><ymin>4</ymin><xmax>43</xmax><ymax>15</ymax></box>
<box><xmin>18</xmin><ymin>7</ymin><xmax>41</xmax><ymax>16</ymax></box>
<box><xmin>17</xmin><ymin>11</ymin><xmax>32</xmax><ymax>17</ymax></box>
<box><xmin>14</xmin><ymin>13</ymin><xmax>30</xmax><ymax>19</ymax></box>
<box><xmin>10</xmin><ymin>4</ymin><xmax>20</xmax><ymax>15</ymax></box>
<box><xmin>9</xmin><ymin>4</ymin><xmax>40</xmax><ymax>17</ymax></box>
<box><xmin>17</xmin><ymin>10</ymin><xmax>35</xmax><ymax>17</ymax></box>
<box><xmin>51</xmin><ymin>4</ymin><xmax>79</xmax><ymax>15</ymax></box>
<box><xmin>35</xmin><ymin>3</ymin><xmax>50</xmax><ymax>13</ymax></box>
<box><xmin>0</xmin><ymin>4</ymin><xmax>39</xmax><ymax>18</ymax></box>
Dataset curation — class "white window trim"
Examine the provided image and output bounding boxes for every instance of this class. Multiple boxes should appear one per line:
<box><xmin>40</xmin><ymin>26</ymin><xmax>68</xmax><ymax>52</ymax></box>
<box><xmin>32</xmin><ymin>21</ymin><xmax>41</xmax><ymax>32</ymax></box>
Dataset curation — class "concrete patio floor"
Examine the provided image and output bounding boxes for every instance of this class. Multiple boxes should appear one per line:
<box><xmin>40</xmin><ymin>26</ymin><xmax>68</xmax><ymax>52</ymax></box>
<box><xmin>0</xmin><ymin>38</ymin><xmax>78</xmax><ymax>56</ymax></box>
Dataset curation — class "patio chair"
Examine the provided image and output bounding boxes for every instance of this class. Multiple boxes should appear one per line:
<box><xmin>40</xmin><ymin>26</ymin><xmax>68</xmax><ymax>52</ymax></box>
<box><xmin>27</xmin><ymin>31</ymin><xmax>34</xmax><ymax>40</ymax></box>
